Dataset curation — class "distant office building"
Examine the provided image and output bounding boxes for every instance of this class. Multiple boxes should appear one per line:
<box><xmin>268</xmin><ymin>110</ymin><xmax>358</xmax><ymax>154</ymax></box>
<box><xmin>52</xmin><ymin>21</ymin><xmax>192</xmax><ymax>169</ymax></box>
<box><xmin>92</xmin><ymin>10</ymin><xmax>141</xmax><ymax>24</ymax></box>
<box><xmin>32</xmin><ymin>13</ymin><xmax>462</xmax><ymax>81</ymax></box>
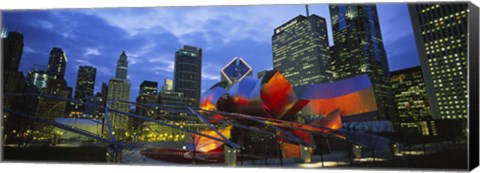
<box><xmin>107</xmin><ymin>51</ymin><xmax>131</xmax><ymax>137</ymax></box>
<box><xmin>162</xmin><ymin>79</ymin><xmax>173</xmax><ymax>91</ymax></box>
<box><xmin>409</xmin><ymin>3</ymin><xmax>469</xmax><ymax>120</ymax></box>
<box><xmin>257</xmin><ymin>70</ymin><xmax>269</xmax><ymax>79</ymax></box>
<box><xmin>174</xmin><ymin>45</ymin><xmax>202</xmax><ymax>108</ymax></box>
<box><xmin>74</xmin><ymin>66</ymin><xmax>97</xmax><ymax>100</ymax></box>
<box><xmin>139</xmin><ymin>80</ymin><xmax>158</xmax><ymax>96</ymax></box>
<box><xmin>2</xmin><ymin>31</ymin><xmax>24</xmax><ymax>72</ymax></box>
<box><xmin>160</xmin><ymin>79</ymin><xmax>186</xmax><ymax>116</ymax></box>
<box><xmin>391</xmin><ymin>66</ymin><xmax>435</xmax><ymax>135</ymax></box>
<box><xmin>136</xmin><ymin>81</ymin><xmax>159</xmax><ymax>116</ymax></box>
<box><xmin>26</xmin><ymin>65</ymin><xmax>50</xmax><ymax>89</ymax></box>
<box><xmin>272</xmin><ymin>14</ymin><xmax>333</xmax><ymax>86</ymax></box>
<box><xmin>135</xmin><ymin>81</ymin><xmax>159</xmax><ymax>131</ymax></box>
<box><xmin>329</xmin><ymin>4</ymin><xmax>396</xmax><ymax>120</ymax></box>
<box><xmin>47</xmin><ymin>47</ymin><xmax>67</xmax><ymax>79</ymax></box>
<box><xmin>220</xmin><ymin>57</ymin><xmax>253</xmax><ymax>85</ymax></box>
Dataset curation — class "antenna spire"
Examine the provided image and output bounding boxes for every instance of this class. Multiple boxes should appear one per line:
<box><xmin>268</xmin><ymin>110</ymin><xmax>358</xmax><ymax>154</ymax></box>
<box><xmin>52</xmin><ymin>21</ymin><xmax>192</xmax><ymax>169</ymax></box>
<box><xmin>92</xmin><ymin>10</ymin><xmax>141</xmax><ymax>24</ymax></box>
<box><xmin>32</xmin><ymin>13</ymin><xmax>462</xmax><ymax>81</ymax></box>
<box><xmin>305</xmin><ymin>5</ymin><xmax>310</xmax><ymax>17</ymax></box>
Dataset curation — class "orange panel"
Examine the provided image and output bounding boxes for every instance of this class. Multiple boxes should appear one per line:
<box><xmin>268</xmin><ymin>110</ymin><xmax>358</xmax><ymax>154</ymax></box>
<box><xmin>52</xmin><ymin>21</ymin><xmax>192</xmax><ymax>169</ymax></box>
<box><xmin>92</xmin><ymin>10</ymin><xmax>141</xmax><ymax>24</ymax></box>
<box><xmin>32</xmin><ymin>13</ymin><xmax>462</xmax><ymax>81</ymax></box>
<box><xmin>303</xmin><ymin>87</ymin><xmax>377</xmax><ymax>117</ymax></box>
<box><xmin>282</xmin><ymin>142</ymin><xmax>300</xmax><ymax>158</ymax></box>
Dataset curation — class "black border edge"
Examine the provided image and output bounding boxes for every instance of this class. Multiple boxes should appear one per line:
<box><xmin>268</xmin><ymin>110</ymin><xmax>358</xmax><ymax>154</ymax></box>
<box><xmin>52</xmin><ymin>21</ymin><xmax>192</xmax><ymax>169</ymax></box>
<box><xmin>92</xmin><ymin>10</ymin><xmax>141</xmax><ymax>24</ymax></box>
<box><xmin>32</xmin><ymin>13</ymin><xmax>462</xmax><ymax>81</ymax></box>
<box><xmin>468</xmin><ymin>1</ymin><xmax>480</xmax><ymax>171</ymax></box>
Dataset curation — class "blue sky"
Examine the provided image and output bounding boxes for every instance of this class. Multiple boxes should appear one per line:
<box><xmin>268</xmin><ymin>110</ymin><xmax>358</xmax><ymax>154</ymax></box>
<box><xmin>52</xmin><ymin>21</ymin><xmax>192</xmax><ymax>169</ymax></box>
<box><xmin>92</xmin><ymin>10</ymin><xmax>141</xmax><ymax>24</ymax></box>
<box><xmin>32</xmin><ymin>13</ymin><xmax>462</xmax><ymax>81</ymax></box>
<box><xmin>2</xmin><ymin>3</ymin><xmax>419</xmax><ymax>101</ymax></box>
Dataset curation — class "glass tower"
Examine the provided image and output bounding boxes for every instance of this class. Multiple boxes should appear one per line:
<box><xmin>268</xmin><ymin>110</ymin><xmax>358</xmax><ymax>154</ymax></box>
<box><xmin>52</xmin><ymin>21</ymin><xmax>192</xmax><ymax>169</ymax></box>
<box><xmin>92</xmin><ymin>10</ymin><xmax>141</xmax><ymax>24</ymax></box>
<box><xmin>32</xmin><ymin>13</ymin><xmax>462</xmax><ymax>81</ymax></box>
<box><xmin>272</xmin><ymin>14</ymin><xmax>333</xmax><ymax>86</ymax></box>
<box><xmin>174</xmin><ymin>45</ymin><xmax>202</xmax><ymax>108</ymax></box>
<box><xmin>47</xmin><ymin>47</ymin><xmax>67</xmax><ymax>80</ymax></box>
<box><xmin>330</xmin><ymin>4</ymin><xmax>396</xmax><ymax>120</ymax></box>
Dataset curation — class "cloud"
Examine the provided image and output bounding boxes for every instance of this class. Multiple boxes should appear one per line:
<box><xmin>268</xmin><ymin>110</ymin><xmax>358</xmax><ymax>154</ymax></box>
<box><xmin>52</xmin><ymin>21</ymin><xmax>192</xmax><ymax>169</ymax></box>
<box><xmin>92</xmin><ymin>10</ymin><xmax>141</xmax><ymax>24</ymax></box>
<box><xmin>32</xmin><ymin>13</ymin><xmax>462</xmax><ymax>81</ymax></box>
<box><xmin>202</xmin><ymin>71</ymin><xmax>220</xmax><ymax>81</ymax></box>
<box><xmin>83</xmin><ymin>5</ymin><xmax>317</xmax><ymax>45</ymax></box>
<box><xmin>24</xmin><ymin>45</ymin><xmax>36</xmax><ymax>53</ymax></box>
<box><xmin>97</xmin><ymin>66</ymin><xmax>114</xmax><ymax>76</ymax></box>
<box><xmin>84</xmin><ymin>48</ymin><xmax>101</xmax><ymax>56</ymax></box>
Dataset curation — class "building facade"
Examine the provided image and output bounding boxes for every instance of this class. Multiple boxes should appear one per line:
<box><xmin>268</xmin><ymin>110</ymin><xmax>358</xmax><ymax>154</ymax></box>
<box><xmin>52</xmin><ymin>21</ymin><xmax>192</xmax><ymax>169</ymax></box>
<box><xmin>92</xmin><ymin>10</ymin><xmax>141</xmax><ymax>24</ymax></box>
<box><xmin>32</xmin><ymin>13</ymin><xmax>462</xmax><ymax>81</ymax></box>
<box><xmin>391</xmin><ymin>66</ymin><xmax>434</xmax><ymax>135</ymax></box>
<box><xmin>272</xmin><ymin>14</ymin><xmax>333</xmax><ymax>86</ymax></box>
<box><xmin>409</xmin><ymin>3</ymin><xmax>469</xmax><ymax>121</ymax></box>
<box><xmin>329</xmin><ymin>4</ymin><xmax>396</xmax><ymax>120</ymax></box>
<box><xmin>174</xmin><ymin>45</ymin><xmax>202</xmax><ymax>108</ymax></box>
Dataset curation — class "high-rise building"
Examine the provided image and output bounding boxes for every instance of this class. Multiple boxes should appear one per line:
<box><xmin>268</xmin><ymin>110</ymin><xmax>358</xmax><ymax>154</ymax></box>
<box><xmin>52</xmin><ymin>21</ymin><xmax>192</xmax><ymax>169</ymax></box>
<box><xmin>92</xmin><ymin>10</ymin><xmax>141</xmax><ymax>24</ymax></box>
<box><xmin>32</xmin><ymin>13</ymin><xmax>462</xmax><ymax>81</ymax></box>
<box><xmin>391</xmin><ymin>66</ymin><xmax>434</xmax><ymax>135</ymax></box>
<box><xmin>47</xmin><ymin>48</ymin><xmax>68</xmax><ymax>80</ymax></box>
<box><xmin>2</xmin><ymin>31</ymin><xmax>24</xmax><ymax>72</ymax></box>
<box><xmin>107</xmin><ymin>51</ymin><xmax>131</xmax><ymax>137</ymax></box>
<box><xmin>72</xmin><ymin>66</ymin><xmax>96</xmax><ymax>112</ymax></box>
<box><xmin>159</xmin><ymin>79</ymin><xmax>185</xmax><ymax>116</ymax></box>
<box><xmin>329</xmin><ymin>4</ymin><xmax>396</xmax><ymax>120</ymax></box>
<box><xmin>2</xmin><ymin>31</ymin><xmax>27</xmax><ymax>144</ymax></box>
<box><xmin>272</xmin><ymin>14</ymin><xmax>333</xmax><ymax>86</ymax></box>
<box><xmin>220</xmin><ymin>57</ymin><xmax>253</xmax><ymax>85</ymax></box>
<box><xmin>409</xmin><ymin>3</ymin><xmax>469</xmax><ymax>120</ymax></box>
<box><xmin>174</xmin><ymin>45</ymin><xmax>202</xmax><ymax>108</ymax></box>
<box><xmin>26</xmin><ymin>65</ymin><xmax>50</xmax><ymax>89</ymax></box>
<box><xmin>74</xmin><ymin>66</ymin><xmax>97</xmax><ymax>100</ymax></box>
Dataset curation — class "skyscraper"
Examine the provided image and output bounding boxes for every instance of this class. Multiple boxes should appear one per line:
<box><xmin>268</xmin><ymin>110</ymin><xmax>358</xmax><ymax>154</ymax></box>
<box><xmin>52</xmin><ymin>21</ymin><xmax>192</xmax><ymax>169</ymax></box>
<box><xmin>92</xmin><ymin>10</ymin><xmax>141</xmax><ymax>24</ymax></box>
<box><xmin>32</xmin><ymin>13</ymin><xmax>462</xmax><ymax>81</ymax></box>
<box><xmin>272</xmin><ymin>14</ymin><xmax>333</xmax><ymax>86</ymax></box>
<box><xmin>47</xmin><ymin>47</ymin><xmax>67</xmax><ymax>79</ymax></box>
<box><xmin>174</xmin><ymin>45</ymin><xmax>202</xmax><ymax>108</ymax></box>
<box><xmin>2</xmin><ymin>31</ymin><xmax>27</xmax><ymax>143</ymax></box>
<box><xmin>74</xmin><ymin>66</ymin><xmax>97</xmax><ymax>100</ymax></box>
<box><xmin>329</xmin><ymin>4</ymin><xmax>396</xmax><ymax>120</ymax></box>
<box><xmin>391</xmin><ymin>66</ymin><xmax>433</xmax><ymax>135</ymax></box>
<box><xmin>72</xmin><ymin>66</ymin><xmax>97</xmax><ymax>112</ymax></box>
<box><xmin>409</xmin><ymin>3</ymin><xmax>469</xmax><ymax>121</ymax></box>
<box><xmin>107</xmin><ymin>51</ymin><xmax>131</xmax><ymax>137</ymax></box>
<box><xmin>220</xmin><ymin>57</ymin><xmax>253</xmax><ymax>85</ymax></box>
<box><xmin>2</xmin><ymin>31</ymin><xmax>24</xmax><ymax>72</ymax></box>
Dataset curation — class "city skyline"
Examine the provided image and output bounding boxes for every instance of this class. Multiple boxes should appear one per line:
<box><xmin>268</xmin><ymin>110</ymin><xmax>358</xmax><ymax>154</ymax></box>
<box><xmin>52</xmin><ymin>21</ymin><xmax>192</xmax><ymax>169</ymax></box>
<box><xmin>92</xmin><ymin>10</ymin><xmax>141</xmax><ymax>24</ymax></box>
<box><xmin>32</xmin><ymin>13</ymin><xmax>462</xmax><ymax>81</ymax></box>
<box><xmin>2</xmin><ymin>3</ymin><xmax>420</xmax><ymax>102</ymax></box>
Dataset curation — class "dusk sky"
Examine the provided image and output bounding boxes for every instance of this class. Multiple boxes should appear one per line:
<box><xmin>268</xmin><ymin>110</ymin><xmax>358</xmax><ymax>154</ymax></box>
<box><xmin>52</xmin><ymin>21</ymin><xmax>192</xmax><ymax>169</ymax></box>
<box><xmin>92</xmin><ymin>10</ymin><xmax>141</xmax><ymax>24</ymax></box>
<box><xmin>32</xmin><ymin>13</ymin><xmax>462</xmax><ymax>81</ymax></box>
<box><xmin>2</xmin><ymin>3</ymin><xmax>420</xmax><ymax>101</ymax></box>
